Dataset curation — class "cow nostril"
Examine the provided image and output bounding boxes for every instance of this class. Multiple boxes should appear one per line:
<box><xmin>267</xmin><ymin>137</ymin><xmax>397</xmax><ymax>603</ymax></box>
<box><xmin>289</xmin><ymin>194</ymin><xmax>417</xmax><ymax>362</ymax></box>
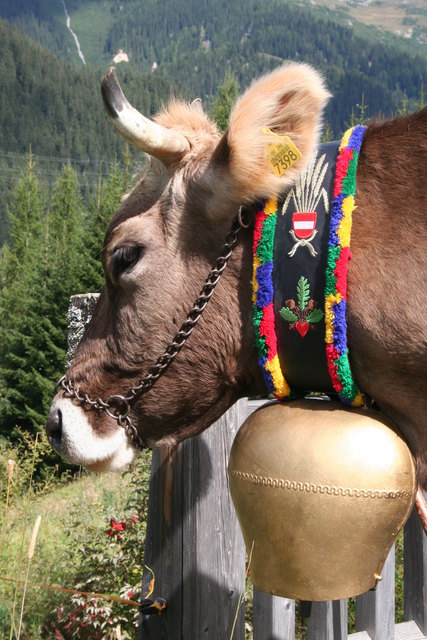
<box><xmin>46</xmin><ymin>408</ymin><xmax>63</xmax><ymax>450</ymax></box>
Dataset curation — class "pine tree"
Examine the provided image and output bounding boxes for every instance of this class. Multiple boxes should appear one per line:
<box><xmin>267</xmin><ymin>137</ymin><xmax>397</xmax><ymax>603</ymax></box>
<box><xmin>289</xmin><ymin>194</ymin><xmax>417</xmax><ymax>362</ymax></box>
<box><xmin>397</xmin><ymin>90</ymin><xmax>408</xmax><ymax>116</ymax></box>
<box><xmin>417</xmin><ymin>81</ymin><xmax>424</xmax><ymax>110</ymax></box>
<box><xmin>0</xmin><ymin>152</ymin><xmax>45</xmax><ymax>308</ymax></box>
<box><xmin>0</xmin><ymin>162</ymin><xmax>89</xmax><ymax>442</ymax></box>
<box><xmin>212</xmin><ymin>70</ymin><xmax>239</xmax><ymax>132</ymax></box>
<box><xmin>348</xmin><ymin>93</ymin><xmax>368</xmax><ymax>128</ymax></box>
<box><xmin>322</xmin><ymin>122</ymin><xmax>333</xmax><ymax>143</ymax></box>
<box><xmin>85</xmin><ymin>159</ymin><xmax>132</xmax><ymax>291</ymax></box>
<box><xmin>0</xmin><ymin>155</ymin><xmax>47</xmax><ymax>437</ymax></box>
<box><xmin>48</xmin><ymin>162</ymin><xmax>87</xmax><ymax>295</ymax></box>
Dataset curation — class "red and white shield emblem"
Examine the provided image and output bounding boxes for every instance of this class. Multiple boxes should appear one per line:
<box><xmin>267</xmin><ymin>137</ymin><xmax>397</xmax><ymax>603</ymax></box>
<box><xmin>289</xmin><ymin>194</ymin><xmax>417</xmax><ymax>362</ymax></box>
<box><xmin>292</xmin><ymin>212</ymin><xmax>317</xmax><ymax>240</ymax></box>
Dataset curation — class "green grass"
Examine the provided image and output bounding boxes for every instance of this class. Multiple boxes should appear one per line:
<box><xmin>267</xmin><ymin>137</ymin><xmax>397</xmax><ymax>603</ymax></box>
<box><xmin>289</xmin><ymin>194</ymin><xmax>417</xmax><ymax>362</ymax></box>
<box><xmin>68</xmin><ymin>1</ymin><xmax>115</xmax><ymax>68</ymax></box>
<box><xmin>0</xmin><ymin>440</ymin><xmax>151</xmax><ymax>640</ymax></box>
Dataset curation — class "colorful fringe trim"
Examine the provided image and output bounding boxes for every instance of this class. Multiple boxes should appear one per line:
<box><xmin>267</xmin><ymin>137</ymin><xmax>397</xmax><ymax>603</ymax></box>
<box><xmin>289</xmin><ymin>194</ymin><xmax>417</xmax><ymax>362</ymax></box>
<box><xmin>324</xmin><ymin>125</ymin><xmax>366</xmax><ymax>406</ymax></box>
<box><xmin>252</xmin><ymin>199</ymin><xmax>292</xmax><ymax>399</ymax></box>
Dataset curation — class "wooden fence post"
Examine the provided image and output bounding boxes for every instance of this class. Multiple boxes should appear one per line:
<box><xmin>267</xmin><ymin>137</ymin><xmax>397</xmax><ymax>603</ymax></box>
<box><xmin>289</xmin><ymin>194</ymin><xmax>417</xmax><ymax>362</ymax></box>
<box><xmin>306</xmin><ymin>601</ymin><xmax>348</xmax><ymax>640</ymax></box>
<box><xmin>66</xmin><ymin>293</ymin><xmax>99</xmax><ymax>366</ymax></box>
<box><xmin>138</xmin><ymin>401</ymin><xmax>246</xmax><ymax>640</ymax></box>
<box><xmin>404</xmin><ymin>489</ymin><xmax>427</xmax><ymax>635</ymax></box>
<box><xmin>355</xmin><ymin>545</ymin><xmax>395</xmax><ymax>640</ymax></box>
<box><xmin>252</xmin><ymin>589</ymin><xmax>295</xmax><ymax>640</ymax></box>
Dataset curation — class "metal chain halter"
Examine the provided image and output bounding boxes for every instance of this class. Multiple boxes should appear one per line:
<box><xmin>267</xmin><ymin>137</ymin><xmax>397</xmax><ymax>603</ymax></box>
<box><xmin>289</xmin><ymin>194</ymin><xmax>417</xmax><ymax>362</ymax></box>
<box><xmin>58</xmin><ymin>207</ymin><xmax>252</xmax><ymax>450</ymax></box>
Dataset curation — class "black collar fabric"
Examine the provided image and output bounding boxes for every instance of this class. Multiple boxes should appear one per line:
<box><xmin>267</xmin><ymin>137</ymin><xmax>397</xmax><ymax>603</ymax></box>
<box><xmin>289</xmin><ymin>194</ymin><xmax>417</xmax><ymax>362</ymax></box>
<box><xmin>272</xmin><ymin>142</ymin><xmax>339</xmax><ymax>391</ymax></box>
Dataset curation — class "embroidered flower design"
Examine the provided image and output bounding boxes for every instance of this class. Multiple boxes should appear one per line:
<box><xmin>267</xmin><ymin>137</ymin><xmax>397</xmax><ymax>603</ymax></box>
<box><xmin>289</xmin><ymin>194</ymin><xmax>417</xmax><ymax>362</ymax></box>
<box><xmin>280</xmin><ymin>276</ymin><xmax>324</xmax><ymax>337</ymax></box>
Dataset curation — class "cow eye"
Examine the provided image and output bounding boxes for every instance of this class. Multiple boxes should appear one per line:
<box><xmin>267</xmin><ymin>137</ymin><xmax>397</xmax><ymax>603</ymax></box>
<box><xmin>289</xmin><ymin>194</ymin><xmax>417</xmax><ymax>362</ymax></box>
<box><xmin>112</xmin><ymin>245</ymin><xmax>141</xmax><ymax>279</ymax></box>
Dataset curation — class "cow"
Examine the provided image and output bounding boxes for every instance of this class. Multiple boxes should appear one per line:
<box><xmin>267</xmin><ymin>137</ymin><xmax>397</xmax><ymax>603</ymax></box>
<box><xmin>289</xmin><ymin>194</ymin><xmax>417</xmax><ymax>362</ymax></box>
<box><xmin>46</xmin><ymin>63</ymin><xmax>427</xmax><ymax>508</ymax></box>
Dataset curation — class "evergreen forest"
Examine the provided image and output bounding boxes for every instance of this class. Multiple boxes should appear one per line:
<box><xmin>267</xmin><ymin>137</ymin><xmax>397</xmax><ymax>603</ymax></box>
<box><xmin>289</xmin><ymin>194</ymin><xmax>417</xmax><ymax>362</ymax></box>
<box><xmin>0</xmin><ymin>153</ymin><xmax>132</xmax><ymax>465</ymax></box>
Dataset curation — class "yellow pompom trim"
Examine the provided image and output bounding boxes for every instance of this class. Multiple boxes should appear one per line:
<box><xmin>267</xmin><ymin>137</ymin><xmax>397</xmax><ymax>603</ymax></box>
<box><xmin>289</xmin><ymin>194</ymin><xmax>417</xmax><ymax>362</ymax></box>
<box><xmin>264</xmin><ymin>356</ymin><xmax>291</xmax><ymax>399</ymax></box>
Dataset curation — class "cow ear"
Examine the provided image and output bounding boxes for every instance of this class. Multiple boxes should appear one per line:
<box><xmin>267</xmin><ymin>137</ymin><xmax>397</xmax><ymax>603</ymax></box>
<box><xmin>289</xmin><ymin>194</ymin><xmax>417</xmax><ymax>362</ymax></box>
<box><xmin>215</xmin><ymin>63</ymin><xmax>331</xmax><ymax>204</ymax></box>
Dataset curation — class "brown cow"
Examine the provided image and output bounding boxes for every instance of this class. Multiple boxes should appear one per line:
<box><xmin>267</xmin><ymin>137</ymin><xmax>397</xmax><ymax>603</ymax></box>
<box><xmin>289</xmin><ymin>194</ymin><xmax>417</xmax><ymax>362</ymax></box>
<box><xmin>46</xmin><ymin>63</ymin><xmax>427</xmax><ymax>494</ymax></box>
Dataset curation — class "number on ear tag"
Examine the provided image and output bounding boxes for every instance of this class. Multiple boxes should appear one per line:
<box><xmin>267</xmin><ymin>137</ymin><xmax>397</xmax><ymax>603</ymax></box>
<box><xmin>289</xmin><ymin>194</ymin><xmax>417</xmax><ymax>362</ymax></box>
<box><xmin>263</xmin><ymin>127</ymin><xmax>302</xmax><ymax>177</ymax></box>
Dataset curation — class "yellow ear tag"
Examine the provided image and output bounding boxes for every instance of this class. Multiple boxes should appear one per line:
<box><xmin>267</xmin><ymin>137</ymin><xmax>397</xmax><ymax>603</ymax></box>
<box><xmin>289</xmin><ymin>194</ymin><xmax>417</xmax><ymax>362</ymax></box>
<box><xmin>263</xmin><ymin>127</ymin><xmax>302</xmax><ymax>177</ymax></box>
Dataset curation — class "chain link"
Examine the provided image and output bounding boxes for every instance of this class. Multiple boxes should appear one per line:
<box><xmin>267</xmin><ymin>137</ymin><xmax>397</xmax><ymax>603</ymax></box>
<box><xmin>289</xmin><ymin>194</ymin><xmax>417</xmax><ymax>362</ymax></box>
<box><xmin>58</xmin><ymin>208</ymin><xmax>251</xmax><ymax>450</ymax></box>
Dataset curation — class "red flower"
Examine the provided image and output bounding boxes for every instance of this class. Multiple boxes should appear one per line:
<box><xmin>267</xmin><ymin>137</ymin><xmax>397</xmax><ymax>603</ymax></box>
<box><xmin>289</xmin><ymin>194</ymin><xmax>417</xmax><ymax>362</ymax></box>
<box><xmin>107</xmin><ymin>519</ymin><xmax>127</xmax><ymax>539</ymax></box>
<box><xmin>113</xmin><ymin>519</ymin><xmax>127</xmax><ymax>532</ymax></box>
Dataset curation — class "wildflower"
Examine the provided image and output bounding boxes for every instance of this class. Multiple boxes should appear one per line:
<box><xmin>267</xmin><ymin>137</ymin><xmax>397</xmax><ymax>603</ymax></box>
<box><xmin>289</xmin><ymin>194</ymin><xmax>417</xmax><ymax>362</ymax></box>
<box><xmin>110</xmin><ymin>518</ymin><xmax>127</xmax><ymax>532</ymax></box>
<box><xmin>106</xmin><ymin>518</ymin><xmax>127</xmax><ymax>539</ymax></box>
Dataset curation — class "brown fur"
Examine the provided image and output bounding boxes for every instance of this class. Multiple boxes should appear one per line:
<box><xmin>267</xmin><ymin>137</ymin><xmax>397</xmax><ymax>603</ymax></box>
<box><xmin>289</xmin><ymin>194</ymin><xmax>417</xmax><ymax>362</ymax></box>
<box><xmin>58</xmin><ymin>64</ymin><xmax>427</xmax><ymax>486</ymax></box>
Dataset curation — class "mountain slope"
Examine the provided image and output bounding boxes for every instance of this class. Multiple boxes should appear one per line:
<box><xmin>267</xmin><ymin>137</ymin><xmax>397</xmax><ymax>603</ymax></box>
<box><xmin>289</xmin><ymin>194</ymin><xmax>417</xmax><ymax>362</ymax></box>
<box><xmin>101</xmin><ymin>0</ymin><xmax>426</xmax><ymax>134</ymax></box>
<box><xmin>0</xmin><ymin>0</ymin><xmax>425</xmax><ymax>138</ymax></box>
<box><xmin>0</xmin><ymin>18</ymin><xmax>173</xmax><ymax>159</ymax></box>
<box><xmin>297</xmin><ymin>0</ymin><xmax>427</xmax><ymax>57</ymax></box>
<box><xmin>0</xmin><ymin>18</ymin><xmax>174</xmax><ymax>244</ymax></box>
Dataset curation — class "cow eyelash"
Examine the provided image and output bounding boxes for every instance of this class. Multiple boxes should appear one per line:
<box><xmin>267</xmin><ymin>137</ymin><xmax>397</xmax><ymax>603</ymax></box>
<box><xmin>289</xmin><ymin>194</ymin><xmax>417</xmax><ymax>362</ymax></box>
<box><xmin>112</xmin><ymin>245</ymin><xmax>142</xmax><ymax>279</ymax></box>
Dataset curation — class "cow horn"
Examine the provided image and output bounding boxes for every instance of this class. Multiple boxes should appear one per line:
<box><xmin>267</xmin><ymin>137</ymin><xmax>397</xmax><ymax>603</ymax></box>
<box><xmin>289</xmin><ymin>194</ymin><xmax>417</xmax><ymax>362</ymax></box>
<box><xmin>101</xmin><ymin>67</ymin><xmax>190</xmax><ymax>164</ymax></box>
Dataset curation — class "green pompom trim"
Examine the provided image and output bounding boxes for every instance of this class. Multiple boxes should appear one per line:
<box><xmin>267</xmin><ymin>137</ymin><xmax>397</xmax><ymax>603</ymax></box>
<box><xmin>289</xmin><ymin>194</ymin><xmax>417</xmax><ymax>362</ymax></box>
<box><xmin>256</xmin><ymin>214</ymin><xmax>277</xmax><ymax>263</ymax></box>
<box><xmin>325</xmin><ymin>245</ymin><xmax>341</xmax><ymax>296</ymax></box>
<box><xmin>341</xmin><ymin>151</ymin><xmax>358</xmax><ymax>196</ymax></box>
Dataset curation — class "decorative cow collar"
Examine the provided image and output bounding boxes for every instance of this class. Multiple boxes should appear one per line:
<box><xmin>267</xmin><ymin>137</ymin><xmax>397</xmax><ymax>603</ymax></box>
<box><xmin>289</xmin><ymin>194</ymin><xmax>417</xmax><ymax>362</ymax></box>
<box><xmin>252</xmin><ymin>125</ymin><xmax>366</xmax><ymax>407</ymax></box>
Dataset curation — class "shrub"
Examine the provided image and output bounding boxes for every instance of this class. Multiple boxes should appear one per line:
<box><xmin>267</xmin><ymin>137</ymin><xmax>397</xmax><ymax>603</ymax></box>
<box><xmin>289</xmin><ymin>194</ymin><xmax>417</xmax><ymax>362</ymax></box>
<box><xmin>45</xmin><ymin>453</ymin><xmax>151</xmax><ymax>640</ymax></box>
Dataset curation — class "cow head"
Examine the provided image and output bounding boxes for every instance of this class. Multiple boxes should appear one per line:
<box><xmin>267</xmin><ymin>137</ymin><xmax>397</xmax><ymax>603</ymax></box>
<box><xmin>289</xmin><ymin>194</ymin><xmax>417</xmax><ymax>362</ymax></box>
<box><xmin>46</xmin><ymin>63</ymin><xmax>330</xmax><ymax>471</ymax></box>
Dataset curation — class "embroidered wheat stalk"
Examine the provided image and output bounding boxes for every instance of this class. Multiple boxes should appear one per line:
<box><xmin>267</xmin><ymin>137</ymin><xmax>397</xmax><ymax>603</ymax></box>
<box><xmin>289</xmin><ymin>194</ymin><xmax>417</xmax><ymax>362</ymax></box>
<box><xmin>282</xmin><ymin>153</ymin><xmax>329</xmax><ymax>214</ymax></box>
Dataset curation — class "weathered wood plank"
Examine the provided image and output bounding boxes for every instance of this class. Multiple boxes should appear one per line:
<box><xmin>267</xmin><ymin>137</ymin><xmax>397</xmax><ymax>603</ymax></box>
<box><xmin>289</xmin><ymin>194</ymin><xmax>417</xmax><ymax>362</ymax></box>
<box><xmin>395</xmin><ymin>620</ymin><xmax>427</xmax><ymax>640</ymax></box>
<box><xmin>404</xmin><ymin>490</ymin><xmax>427</xmax><ymax>635</ymax></box>
<box><xmin>247</xmin><ymin>398</ymin><xmax>269</xmax><ymax>419</ymax></box>
<box><xmin>333</xmin><ymin>600</ymin><xmax>349</xmax><ymax>640</ymax></box>
<box><xmin>306</xmin><ymin>600</ymin><xmax>348</xmax><ymax>640</ymax></box>
<box><xmin>182</xmin><ymin>400</ymin><xmax>246</xmax><ymax>640</ymax></box>
<box><xmin>138</xmin><ymin>401</ymin><xmax>246</xmax><ymax>639</ymax></box>
<box><xmin>355</xmin><ymin>544</ymin><xmax>395</xmax><ymax>640</ymax></box>
<box><xmin>252</xmin><ymin>589</ymin><xmax>295</xmax><ymax>640</ymax></box>
<box><xmin>349</xmin><ymin>620</ymin><xmax>427</xmax><ymax>640</ymax></box>
<box><xmin>348</xmin><ymin>632</ymin><xmax>371</xmax><ymax>640</ymax></box>
<box><xmin>138</xmin><ymin>445</ymin><xmax>185</xmax><ymax>640</ymax></box>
